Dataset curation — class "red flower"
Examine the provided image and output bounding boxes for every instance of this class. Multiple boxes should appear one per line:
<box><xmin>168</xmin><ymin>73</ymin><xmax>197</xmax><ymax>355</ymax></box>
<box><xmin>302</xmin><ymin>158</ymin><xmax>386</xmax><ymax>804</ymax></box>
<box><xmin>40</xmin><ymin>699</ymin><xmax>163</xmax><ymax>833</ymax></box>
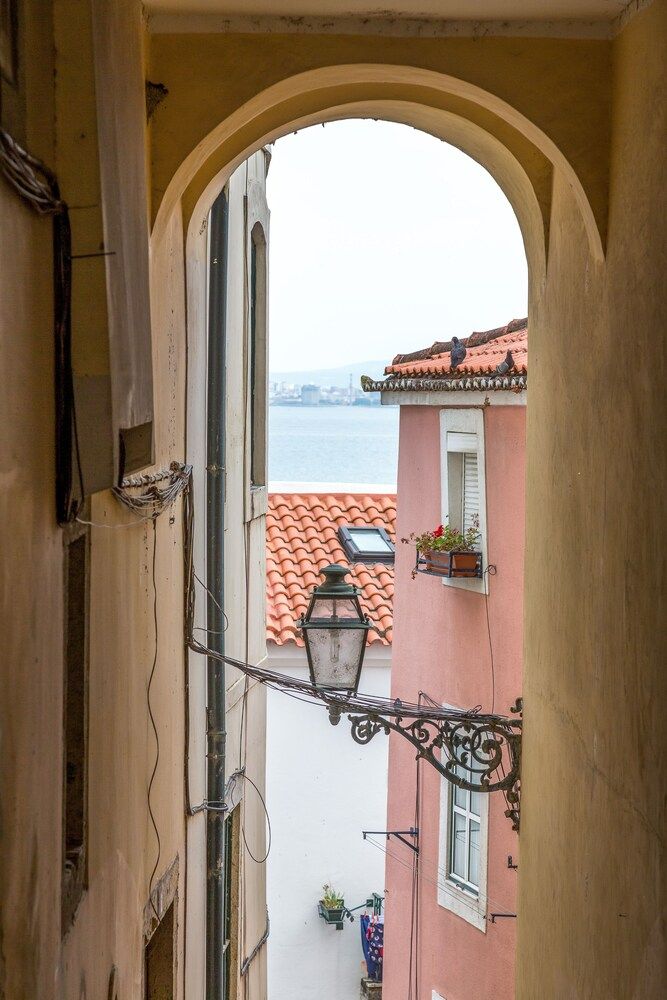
<box><xmin>433</xmin><ymin>524</ymin><xmax>444</xmax><ymax>538</ymax></box>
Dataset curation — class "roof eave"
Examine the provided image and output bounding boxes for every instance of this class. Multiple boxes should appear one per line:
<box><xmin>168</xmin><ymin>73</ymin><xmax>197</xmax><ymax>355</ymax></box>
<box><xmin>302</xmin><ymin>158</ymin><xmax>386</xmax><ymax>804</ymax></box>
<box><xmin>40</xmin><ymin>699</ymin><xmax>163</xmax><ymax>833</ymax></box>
<box><xmin>362</xmin><ymin>373</ymin><xmax>528</xmax><ymax>393</ymax></box>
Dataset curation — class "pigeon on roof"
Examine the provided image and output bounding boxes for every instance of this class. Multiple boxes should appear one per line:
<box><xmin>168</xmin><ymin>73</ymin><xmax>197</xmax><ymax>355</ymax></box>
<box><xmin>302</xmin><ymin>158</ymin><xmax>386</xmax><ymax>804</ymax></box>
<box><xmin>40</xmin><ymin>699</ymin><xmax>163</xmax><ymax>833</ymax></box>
<box><xmin>494</xmin><ymin>350</ymin><xmax>514</xmax><ymax>376</ymax></box>
<box><xmin>450</xmin><ymin>336</ymin><xmax>467</xmax><ymax>369</ymax></box>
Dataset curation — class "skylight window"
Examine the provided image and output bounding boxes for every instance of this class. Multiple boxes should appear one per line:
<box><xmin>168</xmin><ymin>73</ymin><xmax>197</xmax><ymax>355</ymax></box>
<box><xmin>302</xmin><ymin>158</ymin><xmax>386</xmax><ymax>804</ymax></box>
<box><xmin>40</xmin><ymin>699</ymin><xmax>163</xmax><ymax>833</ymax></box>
<box><xmin>338</xmin><ymin>526</ymin><xmax>395</xmax><ymax>564</ymax></box>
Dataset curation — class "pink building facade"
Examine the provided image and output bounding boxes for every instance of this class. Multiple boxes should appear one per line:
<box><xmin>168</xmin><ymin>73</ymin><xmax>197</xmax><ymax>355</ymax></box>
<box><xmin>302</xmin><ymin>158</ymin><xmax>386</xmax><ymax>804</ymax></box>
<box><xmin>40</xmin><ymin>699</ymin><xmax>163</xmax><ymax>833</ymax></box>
<box><xmin>363</xmin><ymin>319</ymin><xmax>527</xmax><ymax>1000</ymax></box>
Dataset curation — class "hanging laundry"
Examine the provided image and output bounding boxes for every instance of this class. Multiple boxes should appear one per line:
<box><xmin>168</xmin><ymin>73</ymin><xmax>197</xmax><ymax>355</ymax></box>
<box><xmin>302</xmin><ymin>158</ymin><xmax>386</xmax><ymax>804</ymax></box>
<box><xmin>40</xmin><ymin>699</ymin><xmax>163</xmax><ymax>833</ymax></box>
<box><xmin>360</xmin><ymin>913</ymin><xmax>384</xmax><ymax>981</ymax></box>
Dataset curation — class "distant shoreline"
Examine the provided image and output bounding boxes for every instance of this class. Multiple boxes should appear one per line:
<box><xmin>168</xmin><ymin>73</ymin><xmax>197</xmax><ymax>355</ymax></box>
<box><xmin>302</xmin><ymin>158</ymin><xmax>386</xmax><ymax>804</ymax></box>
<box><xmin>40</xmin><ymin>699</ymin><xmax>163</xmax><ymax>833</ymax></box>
<box><xmin>269</xmin><ymin>401</ymin><xmax>395</xmax><ymax>408</ymax></box>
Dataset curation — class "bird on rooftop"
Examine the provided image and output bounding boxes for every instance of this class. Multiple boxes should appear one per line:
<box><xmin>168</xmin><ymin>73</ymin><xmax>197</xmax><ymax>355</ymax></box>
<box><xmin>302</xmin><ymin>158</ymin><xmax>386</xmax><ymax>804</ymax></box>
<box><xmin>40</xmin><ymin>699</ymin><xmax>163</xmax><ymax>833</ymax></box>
<box><xmin>494</xmin><ymin>350</ymin><xmax>514</xmax><ymax>376</ymax></box>
<box><xmin>450</xmin><ymin>336</ymin><xmax>467</xmax><ymax>369</ymax></box>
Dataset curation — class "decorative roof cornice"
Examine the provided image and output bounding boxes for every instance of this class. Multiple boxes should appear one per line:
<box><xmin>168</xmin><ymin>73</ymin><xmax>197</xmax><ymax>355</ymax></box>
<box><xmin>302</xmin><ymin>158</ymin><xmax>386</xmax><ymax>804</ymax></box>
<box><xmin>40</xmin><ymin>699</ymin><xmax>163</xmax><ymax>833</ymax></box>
<box><xmin>361</xmin><ymin>372</ymin><xmax>527</xmax><ymax>394</ymax></box>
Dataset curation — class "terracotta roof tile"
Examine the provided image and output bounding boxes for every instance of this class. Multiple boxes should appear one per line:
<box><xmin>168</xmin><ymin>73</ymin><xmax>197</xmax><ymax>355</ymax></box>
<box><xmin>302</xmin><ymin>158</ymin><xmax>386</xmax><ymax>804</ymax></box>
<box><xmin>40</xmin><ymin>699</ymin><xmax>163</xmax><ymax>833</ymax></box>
<box><xmin>384</xmin><ymin>317</ymin><xmax>528</xmax><ymax>378</ymax></box>
<box><xmin>267</xmin><ymin>491</ymin><xmax>396</xmax><ymax>647</ymax></box>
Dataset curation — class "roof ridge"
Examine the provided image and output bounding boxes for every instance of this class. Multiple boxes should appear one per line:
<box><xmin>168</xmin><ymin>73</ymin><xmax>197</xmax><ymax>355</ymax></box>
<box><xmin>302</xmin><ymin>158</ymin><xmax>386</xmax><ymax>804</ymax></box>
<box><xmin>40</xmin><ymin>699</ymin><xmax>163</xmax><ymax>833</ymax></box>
<box><xmin>388</xmin><ymin>316</ymin><xmax>527</xmax><ymax>369</ymax></box>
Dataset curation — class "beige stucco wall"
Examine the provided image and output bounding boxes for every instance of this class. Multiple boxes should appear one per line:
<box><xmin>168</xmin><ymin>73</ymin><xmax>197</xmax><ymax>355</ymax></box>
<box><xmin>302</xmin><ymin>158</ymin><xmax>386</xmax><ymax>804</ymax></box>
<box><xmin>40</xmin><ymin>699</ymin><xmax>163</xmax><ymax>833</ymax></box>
<box><xmin>144</xmin><ymin>6</ymin><xmax>665</xmax><ymax>997</ymax></box>
<box><xmin>2</xmin><ymin>2</ymin><xmax>664</xmax><ymax>998</ymax></box>
<box><xmin>518</xmin><ymin>3</ymin><xmax>666</xmax><ymax>995</ymax></box>
<box><xmin>1</xmin><ymin>4</ymin><xmax>268</xmax><ymax>998</ymax></box>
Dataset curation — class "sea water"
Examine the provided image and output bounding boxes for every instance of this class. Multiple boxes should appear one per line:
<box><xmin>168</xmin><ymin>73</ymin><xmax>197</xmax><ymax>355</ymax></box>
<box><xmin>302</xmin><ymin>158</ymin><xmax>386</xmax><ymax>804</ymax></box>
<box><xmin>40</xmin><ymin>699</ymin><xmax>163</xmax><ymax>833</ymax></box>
<box><xmin>269</xmin><ymin>405</ymin><xmax>399</xmax><ymax>486</ymax></box>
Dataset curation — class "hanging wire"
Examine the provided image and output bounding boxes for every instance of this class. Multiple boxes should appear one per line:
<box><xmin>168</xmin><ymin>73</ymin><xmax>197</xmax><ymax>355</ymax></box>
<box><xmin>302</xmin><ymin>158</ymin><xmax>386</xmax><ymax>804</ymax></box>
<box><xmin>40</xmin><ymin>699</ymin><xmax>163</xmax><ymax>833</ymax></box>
<box><xmin>146</xmin><ymin>519</ymin><xmax>162</xmax><ymax>922</ymax></box>
<box><xmin>1</xmin><ymin>127</ymin><xmax>84</xmax><ymax>523</ymax></box>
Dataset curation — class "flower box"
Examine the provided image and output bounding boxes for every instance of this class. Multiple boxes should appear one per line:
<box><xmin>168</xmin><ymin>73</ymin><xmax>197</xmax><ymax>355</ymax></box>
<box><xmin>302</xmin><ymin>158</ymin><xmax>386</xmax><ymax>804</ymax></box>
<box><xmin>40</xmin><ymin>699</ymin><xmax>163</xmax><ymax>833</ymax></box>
<box><xmin>404</xmin><ymin>518</ymin><xmax>482</xmax><ymax>580</ymax></box>
<box><xmin>417</xmin><ymin>548</ymin><xmax>482</xmax><ymax>579</ymax></box>
<box><xmin>318</xmin><ymin>900</ymin><xmax>347</xmax><ymax>929</ymax></box>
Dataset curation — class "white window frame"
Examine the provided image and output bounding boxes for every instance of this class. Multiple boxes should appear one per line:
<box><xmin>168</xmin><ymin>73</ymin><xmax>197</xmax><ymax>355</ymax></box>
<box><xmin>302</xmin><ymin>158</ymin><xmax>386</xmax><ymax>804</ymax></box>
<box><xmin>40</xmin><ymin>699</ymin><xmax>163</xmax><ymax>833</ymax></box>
<box><xmin>439</xmin><ymin>408</ymin><xmax>488</xmax><ymax>594</ymax></box>
<box><xmin>438</xmin><ymin>712</ymin><xmax>489</xmax><ymax>932</ymax></box>
<box><xmin>244</xmin><ymin>177</ymin><xmax>270</xmax><ymax>522</ymax></box>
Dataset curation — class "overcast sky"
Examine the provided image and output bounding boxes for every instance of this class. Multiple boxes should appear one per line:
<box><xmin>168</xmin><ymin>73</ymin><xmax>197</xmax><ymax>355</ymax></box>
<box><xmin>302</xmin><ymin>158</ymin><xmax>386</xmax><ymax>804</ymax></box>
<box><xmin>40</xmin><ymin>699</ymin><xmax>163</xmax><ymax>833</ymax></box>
<box><xmin>266</xmin><ymin>119</ymin><xmax>527</xmax><ymax>373</ymax></box>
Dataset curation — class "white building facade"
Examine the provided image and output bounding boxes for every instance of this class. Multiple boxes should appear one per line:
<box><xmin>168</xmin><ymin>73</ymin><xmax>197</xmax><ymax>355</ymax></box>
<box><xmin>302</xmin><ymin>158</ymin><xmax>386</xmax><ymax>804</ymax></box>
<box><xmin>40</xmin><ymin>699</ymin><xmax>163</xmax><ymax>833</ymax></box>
<box><xmin>264</xmin><ymin>489</ymin><xmax>395</xmax><ymax>1000</ymax></box>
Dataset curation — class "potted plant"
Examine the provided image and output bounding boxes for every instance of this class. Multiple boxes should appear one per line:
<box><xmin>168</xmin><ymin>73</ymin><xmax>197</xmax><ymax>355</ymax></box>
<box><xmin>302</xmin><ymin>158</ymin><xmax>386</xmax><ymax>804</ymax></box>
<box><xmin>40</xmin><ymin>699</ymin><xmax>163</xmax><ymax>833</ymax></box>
<box><xmin>404</xmin><ymin>516</ymin><xmax>481</xmax><ymax>578</ymax></box>
<box><xmin>318</xmin><ymin>883</ymin><xmax>347</xmax><ymax>927</ymax></box>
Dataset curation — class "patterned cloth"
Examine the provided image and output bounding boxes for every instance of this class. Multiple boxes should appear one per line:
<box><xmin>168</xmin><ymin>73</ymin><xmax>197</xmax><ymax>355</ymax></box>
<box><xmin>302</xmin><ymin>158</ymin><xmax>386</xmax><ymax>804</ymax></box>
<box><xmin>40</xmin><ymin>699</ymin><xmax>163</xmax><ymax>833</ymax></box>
<box><xmin>360</xmin><ymin>914</ymin><xmax>384</xmax><ymax>981</ymax></box>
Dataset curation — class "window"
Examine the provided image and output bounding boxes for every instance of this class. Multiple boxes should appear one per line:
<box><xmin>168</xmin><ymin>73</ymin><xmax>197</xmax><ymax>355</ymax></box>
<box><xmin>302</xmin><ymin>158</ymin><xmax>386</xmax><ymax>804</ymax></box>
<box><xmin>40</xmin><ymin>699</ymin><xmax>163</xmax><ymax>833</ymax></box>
<box><xmin>440</xmin><ymin>409</ymin><xmax>488</xmax><ymax>593</ymax></box>
<box><xmin>438</xmin><ymin>758</ymin><xmax>488</xmax><ymax>932</ymax></box>
<box><xmin>449</xmin><ymin>766</ymin><xmax>482</xmax><ymax>895</ymax></box>
<box><xmin>62</xmin><ymin>527</ymin><xmax>90</xmax><ymax>931</ymax></box>
<box><xmin>338</xmin><ymin>525</ymin><xmax>395</xmax><ymax>564</ymax></box>
<box><xmin>249</xmin><ymin>222</ymin><xmax>267</xmax><ymax>492</ymax></box>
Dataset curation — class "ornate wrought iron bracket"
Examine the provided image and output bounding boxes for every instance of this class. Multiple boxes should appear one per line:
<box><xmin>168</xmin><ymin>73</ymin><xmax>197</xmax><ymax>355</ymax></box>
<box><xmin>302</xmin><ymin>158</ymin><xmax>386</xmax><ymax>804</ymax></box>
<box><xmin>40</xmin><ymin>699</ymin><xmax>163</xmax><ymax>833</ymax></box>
<box><xmin>185</xmin><ymin>546</ymin><xmax>523</xmax><ymax>832</ymax></box>
<box><xmin>344</xmin><ymin>698</ymin><xmax>522</xmax><ymax>831</ymax></box>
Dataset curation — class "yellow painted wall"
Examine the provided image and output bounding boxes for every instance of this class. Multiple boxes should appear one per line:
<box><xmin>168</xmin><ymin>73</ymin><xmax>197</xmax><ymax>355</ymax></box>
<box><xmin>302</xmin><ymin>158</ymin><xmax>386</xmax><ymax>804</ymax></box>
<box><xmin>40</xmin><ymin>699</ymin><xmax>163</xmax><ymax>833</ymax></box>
<box><xmin>145</xmin><ymin>6</ymin><xmax>665</xmax><ymax>997</ymax></box>
<box><xmin>518</xmin><ymin>3</ymin><xmax>666</xmax><ymax>995</ymax></box>
<box><xmin>1</xmin><ymin>5</ymin><xmax>268</xmax><ymax>998</ymax></box>
<box><xmin>2</xmin><ymin>1</ymin><xmax>664</xmax><ymax>997</ymax></box>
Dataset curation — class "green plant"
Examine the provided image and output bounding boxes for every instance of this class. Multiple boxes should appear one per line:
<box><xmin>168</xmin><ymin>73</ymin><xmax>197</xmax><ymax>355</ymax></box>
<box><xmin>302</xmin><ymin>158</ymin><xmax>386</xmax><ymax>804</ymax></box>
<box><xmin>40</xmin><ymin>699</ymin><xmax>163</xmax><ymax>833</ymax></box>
<box><xmin>403</xmin><ymin>515</ymin><xmax>480</xmax><ymax>554</ymax></box>
<box><xmin>321</xmin><ymin>883</ymin><xmax>345</xmax><ymax>908</ymax></box>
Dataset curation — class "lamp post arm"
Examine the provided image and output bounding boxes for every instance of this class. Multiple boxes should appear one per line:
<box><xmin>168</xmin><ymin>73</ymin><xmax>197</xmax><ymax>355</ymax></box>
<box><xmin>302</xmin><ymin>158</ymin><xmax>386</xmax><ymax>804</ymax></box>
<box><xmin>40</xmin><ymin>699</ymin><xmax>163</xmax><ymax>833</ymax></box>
<box><xmin>186</xmin><ymin>640</ymin><xmax>522</xmax><ymax>830</ymax></box>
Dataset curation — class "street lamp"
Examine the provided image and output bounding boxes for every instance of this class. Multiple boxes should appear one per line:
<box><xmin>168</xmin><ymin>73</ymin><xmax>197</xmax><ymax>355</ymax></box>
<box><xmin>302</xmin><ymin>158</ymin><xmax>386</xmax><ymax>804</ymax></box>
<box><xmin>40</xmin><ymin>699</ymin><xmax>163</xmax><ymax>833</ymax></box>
<box><xmin>298</xmin><ymin>564</ymin><xmax>372</xmax><ymax>698</ymax></box>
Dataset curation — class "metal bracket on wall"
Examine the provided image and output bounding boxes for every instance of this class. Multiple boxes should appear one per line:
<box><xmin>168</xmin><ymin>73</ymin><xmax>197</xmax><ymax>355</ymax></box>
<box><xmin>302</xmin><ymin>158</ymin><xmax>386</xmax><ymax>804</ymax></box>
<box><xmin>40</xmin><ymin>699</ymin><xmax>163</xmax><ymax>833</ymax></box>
<box><xmin>362</xmin><ymin>827</ymin><xmax>420</xmax><ymax>856</ymax></box>
<box><xmin>489</xmin><ymin>912</ymin><xmax>517</xmax><ymax>923</ymax></box>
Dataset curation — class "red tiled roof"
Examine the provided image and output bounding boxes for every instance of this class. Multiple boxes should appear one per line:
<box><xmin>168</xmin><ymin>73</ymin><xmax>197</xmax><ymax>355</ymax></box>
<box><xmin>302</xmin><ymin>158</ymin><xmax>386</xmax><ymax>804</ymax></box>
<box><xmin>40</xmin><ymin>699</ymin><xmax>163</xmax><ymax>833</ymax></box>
<box><xmin>267</xmin><ymin>492</ymin><xmax>395</xmax><ymax>647</ymax></box>
<box><xmin>384</xmin><ymin>317</ymin><xmax>527</xmax><ymax>378</ymax></box>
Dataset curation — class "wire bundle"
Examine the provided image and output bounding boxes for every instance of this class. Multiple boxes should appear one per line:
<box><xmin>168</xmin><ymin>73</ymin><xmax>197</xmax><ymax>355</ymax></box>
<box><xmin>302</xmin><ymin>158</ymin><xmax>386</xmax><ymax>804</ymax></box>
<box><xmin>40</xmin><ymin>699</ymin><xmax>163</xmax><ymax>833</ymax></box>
<box><xmin>112</xmin><ymin>462</ymin><xmax>192</xmax><ymax>522</ymax></box>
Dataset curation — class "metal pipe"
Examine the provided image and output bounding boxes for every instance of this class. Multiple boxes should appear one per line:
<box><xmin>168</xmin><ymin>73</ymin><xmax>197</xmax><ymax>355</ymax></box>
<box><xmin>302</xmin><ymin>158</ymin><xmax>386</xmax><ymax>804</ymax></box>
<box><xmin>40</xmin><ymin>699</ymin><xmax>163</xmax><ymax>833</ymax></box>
<box><xmin>206</xmin><ymin>187</ymin><xmax>229</xmax><ymax>1000</ymax></box>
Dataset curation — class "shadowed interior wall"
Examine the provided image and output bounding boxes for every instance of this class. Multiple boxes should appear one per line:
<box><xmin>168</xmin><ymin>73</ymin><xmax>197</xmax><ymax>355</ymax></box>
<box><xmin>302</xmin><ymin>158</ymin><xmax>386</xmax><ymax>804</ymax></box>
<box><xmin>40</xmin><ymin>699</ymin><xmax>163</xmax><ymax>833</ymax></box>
<box><xmin>1</xmin><ymin>2</ymin><xmax>664</xmax><ymax>997</ymax></box>
<box><xmin>146</xmin><ymin>12</ymin><xmax>665</xmax><ymax>989</ymax></box>
<box><xmin>518</xmin><ymin>4</ymin><xmax>666</xmax><ymax>996</ymax></box>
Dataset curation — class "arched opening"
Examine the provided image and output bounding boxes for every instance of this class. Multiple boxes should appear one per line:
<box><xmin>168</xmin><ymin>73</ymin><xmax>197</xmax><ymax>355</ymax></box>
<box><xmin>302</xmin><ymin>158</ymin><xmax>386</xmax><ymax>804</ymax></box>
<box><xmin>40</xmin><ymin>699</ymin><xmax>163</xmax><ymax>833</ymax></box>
<box><xmin>172</xmin><ymin>87</ymin><xmax>534</xmax><ymax>996</ymax></box>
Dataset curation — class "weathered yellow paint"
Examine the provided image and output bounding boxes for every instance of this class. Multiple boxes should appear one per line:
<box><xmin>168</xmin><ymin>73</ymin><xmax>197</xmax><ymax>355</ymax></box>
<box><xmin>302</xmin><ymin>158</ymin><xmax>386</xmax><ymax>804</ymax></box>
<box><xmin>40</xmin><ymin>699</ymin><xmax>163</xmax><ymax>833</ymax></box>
<box><xmin>518</xmin><ymin>3</ymin><xmax>667</xmax><ymax>995</ymax></box>
<box><xmin>2</xmin><ymin>1</ymin><xmax>665</xmax><ymax>997</ymax></box>
<box><xmin>148</xmin><ymin>33</ymin><xmax>611</xmax><ymax>254</ymax></box>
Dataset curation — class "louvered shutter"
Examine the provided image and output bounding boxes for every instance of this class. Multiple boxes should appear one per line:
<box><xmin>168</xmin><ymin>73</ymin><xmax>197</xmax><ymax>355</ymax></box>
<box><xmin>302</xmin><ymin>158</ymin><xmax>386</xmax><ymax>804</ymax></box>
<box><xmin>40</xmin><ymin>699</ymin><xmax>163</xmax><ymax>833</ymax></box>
<box><xmin>462</xmin><ymin>452</ymin><xmax>480</xmax><ymax>537</ymax></box>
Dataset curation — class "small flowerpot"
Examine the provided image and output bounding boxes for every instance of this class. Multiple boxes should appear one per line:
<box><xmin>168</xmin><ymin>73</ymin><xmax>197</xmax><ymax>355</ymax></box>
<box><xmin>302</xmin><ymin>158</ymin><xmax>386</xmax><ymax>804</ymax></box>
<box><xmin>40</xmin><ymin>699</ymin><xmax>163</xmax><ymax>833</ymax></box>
<box><xmin>450</xmin><ymin>551</ymin><xmax>480</xmax><ymax>577</ymax></box>
<box><xmin>318</xmin><ymin>901</ymin><xmax>346</xmax><ymax>928</ymax></box>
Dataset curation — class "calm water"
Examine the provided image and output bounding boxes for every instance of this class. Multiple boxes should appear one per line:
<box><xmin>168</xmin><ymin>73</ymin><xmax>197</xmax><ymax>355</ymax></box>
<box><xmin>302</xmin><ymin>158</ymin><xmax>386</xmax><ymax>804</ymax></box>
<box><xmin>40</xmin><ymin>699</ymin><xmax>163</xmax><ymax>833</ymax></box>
<box><xmin>269</xmin><ymin>405</ymin><xmax>399</xmax><ymax>485</ymax></box>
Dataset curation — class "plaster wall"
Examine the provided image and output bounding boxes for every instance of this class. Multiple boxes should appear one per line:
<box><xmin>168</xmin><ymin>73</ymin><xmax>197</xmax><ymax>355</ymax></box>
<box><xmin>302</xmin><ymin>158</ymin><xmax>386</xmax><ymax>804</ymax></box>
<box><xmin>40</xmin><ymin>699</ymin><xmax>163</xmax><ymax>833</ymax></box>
<box><xmin>383</xmin><ymin>404</ymin><xmax>524</xmax><ymax>1000</ymax></box>
<box><xmin>0</xmin><ymin>13</ymin><xmax>269</xmax><ymax>999</ymax></box>
<box><xmin>517</xmin><ymin>4</ymin><xmax>666</xmax><ymax>996</ymax></box>
<box><xmin>2</xmin><ymin>1</ymin><xmax>665</xmax><ymax>997</ymax></box>
<box><xmin>265</xmin><ymin>644</ymin><xmax>391</xmax><ymax>1000</ymax></box>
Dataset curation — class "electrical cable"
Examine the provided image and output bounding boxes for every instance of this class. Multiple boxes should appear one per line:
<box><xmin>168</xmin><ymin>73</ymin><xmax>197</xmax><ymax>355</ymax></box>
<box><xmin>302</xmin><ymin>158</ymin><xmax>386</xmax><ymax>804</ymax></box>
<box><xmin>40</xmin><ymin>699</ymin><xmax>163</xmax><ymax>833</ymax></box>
<box><xmin>146</xmin><ymin>519</ymin><xmax>162</xmax><ymax>922</ymax></box>
<box><xmin>1</xmin><ymin>127</ymin><xmax>84</xmax><ymax>523</ymax></box>
<box><xmin>483</xmin><ymin>563</ymin><xmax>497</xmax><ymax>714</ymax></box>
<box><xmin>238</xmin><ymin>771</ymin><xmax>272</xmax><ymax>866</ymax></box>
<box><xmin>363</xmin><ymin>836</ymin><xmax>511</xmax><ymax>923</ymax></box>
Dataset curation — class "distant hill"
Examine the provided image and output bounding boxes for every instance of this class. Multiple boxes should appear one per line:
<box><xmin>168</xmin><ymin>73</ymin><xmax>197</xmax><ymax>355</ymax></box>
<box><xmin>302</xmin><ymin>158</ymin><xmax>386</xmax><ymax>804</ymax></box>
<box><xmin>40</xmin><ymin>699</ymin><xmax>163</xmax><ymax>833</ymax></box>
<box><xmin>269</xmin><ymin>359</ymin><xmax>386</xmax><ymax>388</ymax></box>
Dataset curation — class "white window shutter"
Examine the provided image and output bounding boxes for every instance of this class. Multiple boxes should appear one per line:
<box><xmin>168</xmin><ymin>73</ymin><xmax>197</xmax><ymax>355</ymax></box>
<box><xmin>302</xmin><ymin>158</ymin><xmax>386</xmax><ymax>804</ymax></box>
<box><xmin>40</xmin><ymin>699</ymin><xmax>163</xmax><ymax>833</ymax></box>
<box><xmin>462</xmin><ymin>452</ymin><xmax>480</xmax><ymax>535</ymax></box>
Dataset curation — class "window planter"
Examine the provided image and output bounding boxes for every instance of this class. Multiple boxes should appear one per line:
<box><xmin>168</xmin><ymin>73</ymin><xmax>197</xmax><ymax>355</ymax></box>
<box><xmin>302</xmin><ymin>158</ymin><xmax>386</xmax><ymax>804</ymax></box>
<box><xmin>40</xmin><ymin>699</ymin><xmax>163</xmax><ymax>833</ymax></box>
<box><xmin>318</xmin><ymin>900</ymin><xmax>347</xmax><ymax>930</ymax></box>
<box><xmin>415</xmin><ymin>548</ymin><xmax>483</xmax><ymax>579</ymax></box>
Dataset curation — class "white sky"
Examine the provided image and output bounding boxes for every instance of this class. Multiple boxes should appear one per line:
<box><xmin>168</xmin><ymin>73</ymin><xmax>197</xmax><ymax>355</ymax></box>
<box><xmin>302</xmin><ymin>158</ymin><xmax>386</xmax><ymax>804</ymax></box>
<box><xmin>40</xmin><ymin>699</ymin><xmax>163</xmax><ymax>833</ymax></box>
<box><xmin>266</xmin><ymin>119</ymin><xmax>527</xmax><ymax>372</ymax></box>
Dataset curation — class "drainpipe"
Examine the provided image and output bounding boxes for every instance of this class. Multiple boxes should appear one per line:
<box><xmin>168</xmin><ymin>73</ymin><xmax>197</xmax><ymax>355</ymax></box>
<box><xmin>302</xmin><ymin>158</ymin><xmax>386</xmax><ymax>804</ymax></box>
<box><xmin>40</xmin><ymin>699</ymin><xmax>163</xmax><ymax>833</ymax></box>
<box><xmin>206</xmin><ymin>187</ymin><xmax>229</xmax><ymax>1000</ymax></box>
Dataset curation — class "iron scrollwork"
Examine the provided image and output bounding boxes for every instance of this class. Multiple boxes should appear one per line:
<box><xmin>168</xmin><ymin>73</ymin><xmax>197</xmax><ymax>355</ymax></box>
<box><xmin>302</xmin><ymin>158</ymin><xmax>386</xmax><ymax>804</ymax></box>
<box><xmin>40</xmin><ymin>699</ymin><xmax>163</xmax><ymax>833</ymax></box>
<box><xmin>188</xmin><ymin>626</ymin><xmax>524</xmax><ymax>831</ymax></box>
<box><xmin>348</xmin><ymin>698</ymin><xmax>522</xmax><ymax>830</ymax></box>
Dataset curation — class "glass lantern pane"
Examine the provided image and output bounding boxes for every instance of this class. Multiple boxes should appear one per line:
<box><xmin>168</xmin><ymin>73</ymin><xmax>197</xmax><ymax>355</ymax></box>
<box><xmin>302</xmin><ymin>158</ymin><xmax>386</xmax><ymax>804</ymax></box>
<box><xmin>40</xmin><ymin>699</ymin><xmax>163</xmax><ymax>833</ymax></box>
<box><xmin>451</xmin><ymin>812</ymin><xmax>466</xmax><ymax>878</ymax></box>
<box><xmin>469</xmin><ymin>820</ymin><xmax>480</xmax><ymax>888</ymax></box>
<box><xmin>306</xmin><ymin>626</ymin><xmax>365</xmax><ymax>690</ymax></box>
<box><xmin>310</xmin><ymin>596</ymin><xmax>361</xmax><ymax>622</ymax></box>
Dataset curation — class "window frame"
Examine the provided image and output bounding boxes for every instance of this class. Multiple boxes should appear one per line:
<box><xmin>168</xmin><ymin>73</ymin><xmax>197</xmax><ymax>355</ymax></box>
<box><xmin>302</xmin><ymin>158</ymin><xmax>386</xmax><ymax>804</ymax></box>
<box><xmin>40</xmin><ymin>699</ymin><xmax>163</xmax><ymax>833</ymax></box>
<box><xmin>338</xmin><ymin>525</ymin><xmax>395</xmax><ymax>564</ymax></box>
<box><xmin>437</xmin><ymin>704</ymin><xmax>489</xmax><ymax>933</ymax></box>
<box><xmin>439</xmin><ymin>408</ymin><xmax>488</xmax><ymax>594</ymax></box>
<box><xmin>244</xmin><ymin>176</ymin><xmax>270</xmax><ymax>523</ymax></box>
